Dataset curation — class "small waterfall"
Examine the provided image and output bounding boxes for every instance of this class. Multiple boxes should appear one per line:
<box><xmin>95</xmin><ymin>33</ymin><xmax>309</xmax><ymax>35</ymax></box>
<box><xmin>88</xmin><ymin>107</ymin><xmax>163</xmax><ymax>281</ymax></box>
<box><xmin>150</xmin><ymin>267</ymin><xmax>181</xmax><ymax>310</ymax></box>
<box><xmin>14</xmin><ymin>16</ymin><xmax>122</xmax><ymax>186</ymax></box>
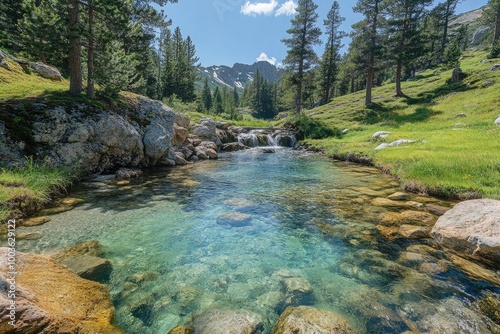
<box><xmin>238</xmin><ymin>132</ymin><xmax>260</xmax><ymax>147</ymax></box>
<box><xmin>237</xmin><ymin>130</ymin><xmax>298</xmax><ymax>148</ymax></box>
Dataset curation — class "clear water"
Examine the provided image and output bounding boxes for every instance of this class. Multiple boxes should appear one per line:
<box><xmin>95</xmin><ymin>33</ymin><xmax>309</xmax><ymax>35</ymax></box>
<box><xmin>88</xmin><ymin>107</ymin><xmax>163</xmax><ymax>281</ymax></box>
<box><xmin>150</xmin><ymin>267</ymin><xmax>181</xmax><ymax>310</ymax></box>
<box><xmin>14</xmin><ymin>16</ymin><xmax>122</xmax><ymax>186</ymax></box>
<box><xmin>10</xmin><ymin>149</ymin><xmax>500</xmax><ymax>333</ymax></box>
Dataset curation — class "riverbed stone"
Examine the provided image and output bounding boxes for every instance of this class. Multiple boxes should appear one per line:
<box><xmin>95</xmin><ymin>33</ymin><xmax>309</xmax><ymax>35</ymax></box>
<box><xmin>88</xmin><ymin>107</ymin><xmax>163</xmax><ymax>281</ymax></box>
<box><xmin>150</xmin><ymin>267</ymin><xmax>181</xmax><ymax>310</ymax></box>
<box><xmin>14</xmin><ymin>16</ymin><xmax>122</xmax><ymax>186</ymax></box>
<box><xmin>448</xmin><ymin>255</ymin><xmax>500</xmax><ymax>286</ymax></box>
<box><xmin>169</xmin><ymin>326</ymin><xmax>193</xmax><ymax>334</ymax></box>
<box><xmin>192</xmin><ymin>309</ymin><xmax>263</xmax><ymax>334</ymax></box>
<box><xmin>379</xmin><ymin>210</ymin><xmax>436</xmax><ymax>226</ymax></box>
<box><xmin>22</xmin><ymin>216</ymin><xmax>51</xmax><ymax>226</ymax></box>
<box><xmin>16</xmin><ymin>231</ymin><xmax>43</xmax><ymax>240</ymax></box>
<box><xmin>216</xmin><ymin>212</ymin><xmax>253</xmax><ymax>227</ymax></box>
<box><xmin>372</xmin><ymin>197</ymin><xmax>408</xmax><ymax>208</ymax></box>
<box><xmin>476</xmin><ymin>294</ymin><xmax>500</xmax><ymax>325</ymax></box>
<box><xmin>419</xmin><ymin>261</ymin><xmax>449</xmax><ymax>275</ymax></box>
<box><xmin>224</xmin><ymin>198</ymin><xmax>257</xmax><ymax>211</ymax></box>
<box><xmin>116</xmin><ymin>167</ymin><xmax>142</xmax><ymax>179</ymax></box>
<box><xmin>425</xmin><ymin>203</ymin><xmax>450</xmax><ymax>216</ymax></box>
<box><xmin>272</xmin><ymin>306</ymin><xmax>355</xmax><ymax>334</ymax></box>
<box><xmin>0</xmin><ymin>248</ymin><xmax>122</xmax><ymax>334</ymax></box>
<box><xmin>431</xmin><ymin>199</ymin><xmax>500</xmax><ymax>266</ymax></box>
<box><xmin>58</xmin><ymin>254</ymin><xmax>112</xmax><ymax>282</ymax></box>
<box><xmin>399</xmin><ymin>224</ymin><xmax>431</xmax><ymax>239</ymax></box>
<box><xmin>388</xmin><ymin>192</ymin><xmax>411</xmax><ymax>200</ymax></box>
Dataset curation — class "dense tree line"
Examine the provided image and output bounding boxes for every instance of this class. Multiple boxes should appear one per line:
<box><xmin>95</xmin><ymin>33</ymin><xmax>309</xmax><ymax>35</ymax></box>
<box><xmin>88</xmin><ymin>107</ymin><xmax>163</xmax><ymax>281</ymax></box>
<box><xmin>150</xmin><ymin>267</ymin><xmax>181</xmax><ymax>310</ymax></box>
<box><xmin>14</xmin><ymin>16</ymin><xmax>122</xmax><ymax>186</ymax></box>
<box><xmin>0</xmin><ymin>0</ymin><xmax>199</xmax><ymax>101</ymax></box>
<box><xmin>241</xmin><ymin>69</ymin><xmax>278</xmax><ymax>119</ymax></box>
<box><xmin>198</xmin><ymin>78</ymin><xmax>241</xmax><ymax>120</ymax></box>
<box><xmin>279</xmin><ymin>0</ymin><xmax>500</xmax><ymax>111</ymax></box>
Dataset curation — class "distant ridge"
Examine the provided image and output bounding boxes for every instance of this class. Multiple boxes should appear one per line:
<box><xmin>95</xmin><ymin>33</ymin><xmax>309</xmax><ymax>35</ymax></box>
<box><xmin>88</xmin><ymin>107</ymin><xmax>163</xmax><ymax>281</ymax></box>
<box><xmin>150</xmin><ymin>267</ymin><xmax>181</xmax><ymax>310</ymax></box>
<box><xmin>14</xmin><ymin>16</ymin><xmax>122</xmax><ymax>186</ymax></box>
<box><xmin>197</xmin><ymin>61</ymin><xmax>283</xmax><ymax>92</ymax></box>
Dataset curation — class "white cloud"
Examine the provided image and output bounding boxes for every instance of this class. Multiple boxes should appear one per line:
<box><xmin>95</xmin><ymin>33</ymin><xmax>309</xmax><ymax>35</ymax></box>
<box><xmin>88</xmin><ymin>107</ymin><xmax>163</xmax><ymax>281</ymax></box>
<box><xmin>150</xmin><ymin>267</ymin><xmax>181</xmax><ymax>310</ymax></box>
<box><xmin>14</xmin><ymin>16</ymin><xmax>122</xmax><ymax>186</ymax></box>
<box><xmin>275</xmin><ymin>0</ymin><xmax>297</xmax><ymax>16</ymax></box>
<box><xmin>241</xmin><ymin>0</ymin><xmax>278</xmax><ymax>16</ymax></box>
<box><xmin>256</xmin><ymin>52</ymin><xmax>277</xmax><ymax>66</ymax></box>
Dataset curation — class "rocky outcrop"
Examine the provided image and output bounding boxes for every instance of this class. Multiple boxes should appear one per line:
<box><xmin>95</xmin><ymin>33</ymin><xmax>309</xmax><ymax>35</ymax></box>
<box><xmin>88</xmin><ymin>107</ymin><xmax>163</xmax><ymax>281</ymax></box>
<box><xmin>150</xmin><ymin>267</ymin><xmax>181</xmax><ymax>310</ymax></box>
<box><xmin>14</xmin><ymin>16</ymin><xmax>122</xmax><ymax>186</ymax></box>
<box><xmin>0</xmin><ymin>248</ymin><xmax>122</xmax><ymax>333</ymax></box>
<box><xmin>375</xmin><ymin>139</ymin><xmax>418</xmax><ymax>150</ymax></box>
<box><xmin>272</xmin><ymin>306</ymin><xmax>355</xmax><ymax>334</ymax></box>
<box><xmin>191</xmin><ymin>309</ymin><xmax>263</xmax><ymax>334</ymax></box>
<box><xmin>431</xmin><ymin>199</ymin><xmax>500</xmax><ymax>267</ymax></box>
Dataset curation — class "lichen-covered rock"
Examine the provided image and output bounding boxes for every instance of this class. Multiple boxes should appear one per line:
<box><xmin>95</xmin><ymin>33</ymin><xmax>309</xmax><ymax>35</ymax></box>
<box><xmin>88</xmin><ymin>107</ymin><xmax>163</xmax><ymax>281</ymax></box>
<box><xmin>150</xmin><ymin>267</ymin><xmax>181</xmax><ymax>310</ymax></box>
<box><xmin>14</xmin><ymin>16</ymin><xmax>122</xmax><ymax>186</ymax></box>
<box><xmin>0</xmin><ymin>248</ymin><xmax>122</xmax><ymax>334</ymax></box>
<box><xmin>272</xmin><ymin>306</ymin><xmax>355</xmax><ymax>334</ymax></box>
<box><xmin>116</xmin><ymin>168</ymin><xmax>142</xmax><ymax>180</ymax></box>
<box><xmin>28</xmin><ymin>61</ymin><xmax>62</xmax><ymax>80</ymax></box>
<box><xmin>192</xmin><ymin>309</ymin><xmax>263</xmax><ymax>334</ymax></box>
<box><xmin>0</xmin><ymin>94</ymin><xmax>182</xmax><ymax>173</ymax></box>
<box><xmin>431</xmin><ymin>199</ymin><xmax>500</xmax><ymax>266</ymax></box>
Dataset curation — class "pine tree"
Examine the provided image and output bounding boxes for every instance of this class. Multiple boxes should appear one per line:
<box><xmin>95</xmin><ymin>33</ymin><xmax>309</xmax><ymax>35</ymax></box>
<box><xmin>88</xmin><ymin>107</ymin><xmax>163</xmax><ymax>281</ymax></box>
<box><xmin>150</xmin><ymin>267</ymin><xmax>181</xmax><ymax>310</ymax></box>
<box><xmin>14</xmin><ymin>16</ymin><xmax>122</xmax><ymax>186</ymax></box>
<box><xmin>353</xmin><ymin>0</ymin><xmax>385</xmax><ymax>105</ymax></box>
<box><xmin>212</xmin><ymin>87</ymin><xmax>224</xmax><ymax>115</ymax></box>
<box><xmin>183</xmin><ymin>36</ymin><xmax>200</xmax><ymax>102</ymax></box>
<box><xmin>437</xmin><ymin>0</ymin><xmax>462</xmax><ymax>63</ymax></box>
<box><xmin>484</xmin><ymin>0</ymin><xmax>500</xmax><ymax>58</ymax></box>
<box><xmin>233</xmin><ymin>87</ymin><xmax>240</xmax><ymax>107</ymax></box>
<box><xmin>282</xmin><ymin>0</ymin><xmax>322</xmax><ymax>113</ymax></box>
<box><xmin>201</xmin><ymin>78</ymin><xmax>213</xmax><ymax>111</ymax></box>
<box><xmin>319</xmin><ymin>1</ymin><xmax>346</xmax><ymax>103</ymax></box>
<box><xmin>0</xmin><ymin>0</ymin><xmax>25</xmax><ymax>50</ymax></box>
<box><xmin>385</xmin><ymin>0</ymin><xmax>432</xmax><ymax>96</ymax></box>
<box><xmin>442</xmin><ymin>35</ymin><xmax>461</xmax><ymax>69</ymax></box>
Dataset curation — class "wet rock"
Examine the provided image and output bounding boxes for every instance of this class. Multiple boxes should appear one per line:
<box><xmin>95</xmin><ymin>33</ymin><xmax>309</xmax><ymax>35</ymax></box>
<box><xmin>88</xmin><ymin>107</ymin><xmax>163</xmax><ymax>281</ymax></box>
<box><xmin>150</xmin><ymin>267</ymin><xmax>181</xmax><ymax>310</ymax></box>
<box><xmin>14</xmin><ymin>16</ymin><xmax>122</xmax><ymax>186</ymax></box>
<box><xmin>221</xmin><ymin>142</ymin><xmax>248</xmax><ymax>152</ymax></box>
<box><xmin>261</xmin><ymin>148</ymin><xmax>276</xmax><ymax>154</ymax></box>
<box><xmin>372</xmin><ymin>197</ymin><xmax>407</xmax><ymax>208</ymax></box>
<box><xmin>168</xmin><ymin>326</ymin><xmax>193</xmax><ymax>334</ymax></box>
<box><xmin>379</xmin><ymin>210</ymin><xmax>436</xmax><ymax>225</ymax></box>
<box><xmin>476</xmin><ymin>294</ymin><xmax>500</xmax><ymax>325</ymax></box>
<box><xmin>195</xmin><ymin>147</ymin><xmax>209</xmax><ymax>160</ymax></box>
<box><xmin>49</xmin><ymin>240</ymin><xmax>111</xmax><ymax>282</ymax></box>
<box><xmin>388</xmin><ymin>192</ymin><xmax>411</xmax><ymax>200</ymax></box>
<box><xmin>0</xmin><ymin>248</ymin><xmax>122</xmax><ymax>334</ymax></box>
<box><xmin>405</xmin><ymin>201</ymin><xmax>424</xmax><ymax>209</ymax></box>
<box><xmin>130</xmin><ymin>293</ymin><xmax>155</xmax><ymax>326</ymax></box>
<box><xmin>206</xmin><ymin>149</ymin><xmax>218</xmax><ymax>159</ymax></box>
<box><xmin>58</xmin><ymin>255</ymin><xmax>112</xmax><ymax>282</ymax></box>
<box><xmin>216</xmin><ymin>212</ymin><xmax>253</xmax><ymax>227</ymax></box>
<box><xmin>224</xmin><ymin>198</ymin><xmax>257</xmax><ymax>211</ymax></box>
<box><xmin>116</xmin><ymin>167</ymin><xmax>142</xmax><ymax>180</ymax></box>
<box><xmin>50</xmin><ymin>240</ymin><xmax>103</xmax><ymax>258</ymax></box>
<box><xmin>425</xmin><ymin>203</ymin><xmax>450</xmax><ymax>216</ymax></box>
<box><xmin>399</xmin><ymin>224</ymin><xmax>431</xmax><ymax>239</ymax></box>
<box><xmin>22</xmin><ymin>216</ymin><xmax>51</xmax><ymax>227</ymax></box>
<box><xmin>449</xmin><ymin>255</ymin><xmax>500</xmax><ymax>286</ymax></box>
<box><xmin>376</xmin><ymin>225</ymin><xmax>401</xmax><ymax>240</ymax></box>
<box><xmin>431</xmin><ymin>199</ymin><xmax>500</xmax><ymax>266</ymax></box>
<box><xmin>37</xmin><ymin>205</ymin><xmax>73</xmax><ymax>215</ymax></box>
<box><xmin>280</xmin><ymin>277</ymin><xmax>315</xmax><ymax>309</ymax></box>
<box><xmin>126</xmin><ymin>271</ymin><xmax>159</xmax><ymax>285</ymax></box>
<box><xmin>272</xmin><ymin>306</ymin><xmax>355</xmax><ymax>334</ymax></box>
<box><xmin>419</xmin><ymin>261</ymin><xmax>449</xmax><ymax>275</ymax></box>
<box><xmin>174</xmin><ymin>152</ymin><xmax>189</xmax><ymax>166</ymax></box>
<box><xmin>16</xmin><ymin>231</ymin><xmax>43</xmax><ymax>240</ymax></box>
<box><xmin>192</xmin><ymin>309</ymin><xmax>263</xmax><ymax>334</ymax></box>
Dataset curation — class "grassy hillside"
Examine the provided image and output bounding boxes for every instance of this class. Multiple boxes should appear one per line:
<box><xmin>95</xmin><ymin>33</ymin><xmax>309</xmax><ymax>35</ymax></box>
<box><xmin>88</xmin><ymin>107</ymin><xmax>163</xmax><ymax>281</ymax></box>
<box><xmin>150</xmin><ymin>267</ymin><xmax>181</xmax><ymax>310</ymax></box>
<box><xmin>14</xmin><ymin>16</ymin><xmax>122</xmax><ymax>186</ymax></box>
<box><xmin>302</xmin><ymin>51</ymin><xmax>500</xmax><ymax>199</ymax></box>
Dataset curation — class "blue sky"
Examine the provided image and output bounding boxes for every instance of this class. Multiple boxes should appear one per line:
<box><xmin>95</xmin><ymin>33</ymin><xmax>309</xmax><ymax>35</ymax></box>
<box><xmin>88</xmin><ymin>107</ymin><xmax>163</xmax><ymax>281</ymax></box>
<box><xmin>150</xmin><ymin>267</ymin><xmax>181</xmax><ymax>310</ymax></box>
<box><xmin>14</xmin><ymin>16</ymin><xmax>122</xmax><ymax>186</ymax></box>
<box><xmin>160</xmin><ymin>0</ymin><xmax>489</xmax><ymax>67</ymax></box>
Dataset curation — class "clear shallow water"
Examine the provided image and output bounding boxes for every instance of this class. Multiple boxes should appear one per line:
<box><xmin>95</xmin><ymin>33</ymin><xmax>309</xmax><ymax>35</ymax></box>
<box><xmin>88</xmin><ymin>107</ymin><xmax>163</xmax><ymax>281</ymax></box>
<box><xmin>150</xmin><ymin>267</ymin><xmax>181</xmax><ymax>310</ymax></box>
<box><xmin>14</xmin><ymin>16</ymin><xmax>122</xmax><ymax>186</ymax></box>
<box><xmin>10</xmin><ymin>149</ymin><xmax>500</xmax><ymax>333</ymax></box>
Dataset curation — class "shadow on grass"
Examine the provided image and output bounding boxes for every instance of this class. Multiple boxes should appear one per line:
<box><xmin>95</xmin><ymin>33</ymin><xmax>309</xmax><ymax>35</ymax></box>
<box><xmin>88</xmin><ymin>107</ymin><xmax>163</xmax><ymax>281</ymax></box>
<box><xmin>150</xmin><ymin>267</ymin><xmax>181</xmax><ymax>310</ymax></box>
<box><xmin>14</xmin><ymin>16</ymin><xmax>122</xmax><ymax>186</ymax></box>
<box><xmin>354</xmin><ymin>104</ymin><xmax>442</xmax><ymax>126</ymax></box>
<box><xmin>406</xmin><ymin>82</ymin><xmax>469</xmax><ymax>105</ymax></box>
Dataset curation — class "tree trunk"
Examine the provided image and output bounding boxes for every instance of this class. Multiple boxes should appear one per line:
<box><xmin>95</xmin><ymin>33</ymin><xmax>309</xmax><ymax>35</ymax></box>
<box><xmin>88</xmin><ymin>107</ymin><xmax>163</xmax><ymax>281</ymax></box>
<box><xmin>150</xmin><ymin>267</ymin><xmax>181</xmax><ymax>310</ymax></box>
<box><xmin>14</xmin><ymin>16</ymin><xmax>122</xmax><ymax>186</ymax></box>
<box><xmin>395</xmin><ymin>60</ymin><xmax>403</xmax><ymax>97</ymax></box>
<box><xmin>68</xmin><ymin>0</ymin><xmax>82</xmax><ymax>95</ymax></box>
<box><xmin>366</xmin><ymin>67</ymin><xmax>373</xmax><ymax>105</ymax></box>
<box><xmin>439</xmin><ymin>1</ymin><xmax>452</xmax><ymax>64</ymax></box>
<box><xmin>86</xmin><ymin>0</ymin><xmax>95</xmax><ymax>98</ymax></box>
<box><xmin>494</xmin><ymin>10</ymin><xmax>500</xmax><ymax>46</ymax></box>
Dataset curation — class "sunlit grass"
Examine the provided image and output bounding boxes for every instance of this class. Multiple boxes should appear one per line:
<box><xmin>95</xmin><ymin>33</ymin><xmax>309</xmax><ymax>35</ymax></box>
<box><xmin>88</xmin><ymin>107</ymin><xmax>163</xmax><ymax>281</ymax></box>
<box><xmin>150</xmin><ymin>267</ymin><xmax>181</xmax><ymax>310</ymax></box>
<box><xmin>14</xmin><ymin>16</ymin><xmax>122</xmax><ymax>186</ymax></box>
<box><xmin>0</xmin><ymin>158</ymin><xmax>76</xmax><ymax>222</ymax></box>
<box><xmin>0</xmin><ymin>59</ymin><xmax>68</xmax><ymax>100</ymax></box>
<box><xmin>302</xmin><ymin>51</ymin><xmax>500</xmax><ymax>198</ymax></box>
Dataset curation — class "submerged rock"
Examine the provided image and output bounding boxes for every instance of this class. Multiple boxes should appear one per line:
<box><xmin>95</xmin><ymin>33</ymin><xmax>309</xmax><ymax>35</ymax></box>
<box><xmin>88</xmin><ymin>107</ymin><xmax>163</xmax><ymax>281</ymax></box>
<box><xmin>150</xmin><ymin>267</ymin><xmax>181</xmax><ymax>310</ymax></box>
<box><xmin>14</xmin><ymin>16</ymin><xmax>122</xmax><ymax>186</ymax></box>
<box><xmin>192</xmin><ymin>309</ymin><xmax>263</xmax><ymax>334</ymax></box>
<box><xmin>0</xmin><ymin>248</ymin><xmax>122</xmax><ymax>334</ymax></box>
<box><xmin>216</xmin><ymin>212</ymin><xmax>253</xmax><ymax>227</ymax></box>
<box><xmin>431</xmin><ymin>199</ymin><xmax>500</xmax><ymax>266</ymax></box>
<box><xmin>272</xmin><ymin>306</ymin><xmax>355</xmax><ymax>334</ymax></box>
<box><xmin>116</xmin><ymin>167</ymin><xmax>142</xmax><ymax>180</ymax></box>
<box><xmin>21</xmin><ymin>216</ymin><xmax>51</xmax><ymax>227</ymax></box>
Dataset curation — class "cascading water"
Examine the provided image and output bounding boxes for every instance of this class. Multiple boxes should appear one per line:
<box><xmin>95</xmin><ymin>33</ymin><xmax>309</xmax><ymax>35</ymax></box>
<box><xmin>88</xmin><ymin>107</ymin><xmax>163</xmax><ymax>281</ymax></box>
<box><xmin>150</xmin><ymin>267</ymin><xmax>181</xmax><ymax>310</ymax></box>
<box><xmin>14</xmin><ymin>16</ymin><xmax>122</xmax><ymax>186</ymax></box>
<box><xmin>237</xmin><ymin>129</ymin><xmax>297</xmax><ymax>148</ymax></box>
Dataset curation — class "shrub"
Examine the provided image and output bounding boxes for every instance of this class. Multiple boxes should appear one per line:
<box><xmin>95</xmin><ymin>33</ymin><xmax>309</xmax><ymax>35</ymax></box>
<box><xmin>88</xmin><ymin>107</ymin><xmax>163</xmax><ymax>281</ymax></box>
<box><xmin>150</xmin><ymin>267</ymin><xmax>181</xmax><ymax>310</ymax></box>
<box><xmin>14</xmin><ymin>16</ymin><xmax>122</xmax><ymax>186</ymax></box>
<box><xmin>293</xmin><ymin>114</ymin><xmax>342</xmax><ymax>139</ymax></box>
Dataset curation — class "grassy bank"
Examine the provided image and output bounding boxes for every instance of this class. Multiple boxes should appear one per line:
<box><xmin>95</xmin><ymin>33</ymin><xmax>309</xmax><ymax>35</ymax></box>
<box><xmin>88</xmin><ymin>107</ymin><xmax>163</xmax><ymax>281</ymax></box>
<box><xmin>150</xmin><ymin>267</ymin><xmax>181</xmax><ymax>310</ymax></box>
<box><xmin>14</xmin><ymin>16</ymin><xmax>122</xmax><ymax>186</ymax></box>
<box><xmin>0</xmin><ymin>159</ymin><xmax>76</xmax><ymax>222</ymax></box>
<box><xmin>301</xmin><ymin>51</ymin><xmax>500</xmax><ymax>199</ymax></box>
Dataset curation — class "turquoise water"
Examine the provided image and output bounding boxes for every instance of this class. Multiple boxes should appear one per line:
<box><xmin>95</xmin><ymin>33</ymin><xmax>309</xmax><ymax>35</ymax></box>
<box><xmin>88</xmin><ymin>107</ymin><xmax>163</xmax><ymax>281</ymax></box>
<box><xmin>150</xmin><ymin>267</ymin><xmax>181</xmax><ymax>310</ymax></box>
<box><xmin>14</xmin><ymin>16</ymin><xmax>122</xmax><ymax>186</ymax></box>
<box><xmin>12</xmin><ymin>149</ymin><xmax>500</xmax><ymax>333</ymax></box>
